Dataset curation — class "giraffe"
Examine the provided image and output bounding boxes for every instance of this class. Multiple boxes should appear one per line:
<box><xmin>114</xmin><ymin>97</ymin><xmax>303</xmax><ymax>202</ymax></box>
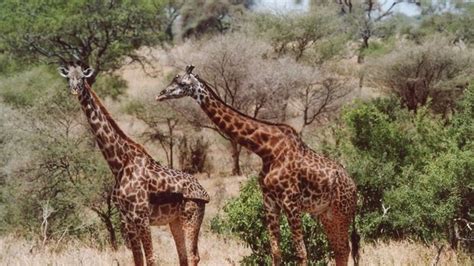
<box><xmin>156</xmin><ymin>65</ymin><xmax>359</xmax><ymax>266</ymax></box>
<box><xmin>58</xmin><ymin>64</ymin><xmax>210</xmax><ymax>266</ymax></box>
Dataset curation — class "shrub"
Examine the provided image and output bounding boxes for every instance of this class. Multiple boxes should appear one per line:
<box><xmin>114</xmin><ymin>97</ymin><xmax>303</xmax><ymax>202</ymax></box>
<box><xmin>0</xmin><ymin>66</ymin><xmax>62</xmax><ymax>108</ymax></box>
<box><xmin>93</xmin><ymin>74</ymin><xmax>128</xmax><ymax>100</ymax></box>
<box><xmin>450</xmin><ymin>83</ymin><xmax>474</xmax><ymax>150</ymax></box>
<box><xmin>366</xmin><ymin>38</ymin><xmax>473</xmax><ymax>114</ymax></box>
<box><xmin>178</xmin><ymin>136</ymin><xmax>211</xmax><ymax>174</ymax></box>
<box><xmin>322</xmin><ymin>94</ymin><xmax>473</xmax><ymax>246</ymax></box>
<box><xmin>211</xmin><ymin>177</ymin><xmax>330</xmax><ymax>265</ymax></box>
<box><xmin>413</xmin><ymin>6</ymin><xmax>474</xmax><ymax>44</ymax></box>
<box><xmin>0</xmin><ymin>53</ymin><xmax>26</xmax><ymax>75</ymax></box>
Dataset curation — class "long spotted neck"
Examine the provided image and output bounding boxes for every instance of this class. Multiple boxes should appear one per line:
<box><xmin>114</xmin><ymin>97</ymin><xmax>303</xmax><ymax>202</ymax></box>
<box><xmin>78</xmin><ymin>83</ymin><xmax>146</xmax><ymax>176</ymax></box>
<box><xmin>193</xmin><ymin>80</ymin><xmax>282</xmax><ymax>158</ymax></box>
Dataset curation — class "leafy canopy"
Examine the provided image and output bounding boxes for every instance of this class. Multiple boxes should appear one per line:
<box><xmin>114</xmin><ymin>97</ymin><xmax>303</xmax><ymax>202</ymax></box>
<box><xmin>0</xmin><ymin>0</ymin><xmax>167</xmax><ymax>81</ymax></box>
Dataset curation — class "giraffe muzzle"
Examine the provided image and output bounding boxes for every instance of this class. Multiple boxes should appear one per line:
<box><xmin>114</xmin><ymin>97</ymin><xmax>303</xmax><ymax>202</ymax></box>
<box><xmin>155</xmin><ymin>94</ymin><xmax>167</xmax><ymax>101</ymax></box>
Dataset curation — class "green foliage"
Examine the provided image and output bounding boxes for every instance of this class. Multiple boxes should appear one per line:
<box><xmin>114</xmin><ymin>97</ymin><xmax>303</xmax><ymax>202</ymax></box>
<box><xmin>0</xmin><ymin>0</ymin><xmax>166</xmax><ymax>80</ymax></box>
<box><xmin>322</xmin><ymin>93</ymin><xmax>473</xmax><ymax>244</ymax></box>
<box><xmin>413</xmin><ymin>6</ymin><xmax>474</xmax><ymax>44</ymax></box>
<box><xmin>359</xmin><ymin>38</ymin><xmax>396</xmax><ymax>58</ymax></box>
<box><xmin>211</xmin><ymin>177</ymin><xmax>329</xmax><ymax>265</ymax></box>
<box><xmin>0</xmin><ymin>53</ymin><xmax>27</xmax><ymax>76</ymax></box>
<box><xmin>450</xmin><ymin>83</ymin><xmax>474</xmax><ymax>150</ymax></box>
<box><xmin>251</xmin><ymin>6</ymin><xmax>344</xmax><ymax>62</ymax></box>
<box><xmin>0</xmin><ymin>66</ymin><xmax>62</xmax><ymax>108</ymax></box>
<box><xmin>93</xmin><ymin>74</ymin><xmax>128</xmax><ymax>100</ymax></box>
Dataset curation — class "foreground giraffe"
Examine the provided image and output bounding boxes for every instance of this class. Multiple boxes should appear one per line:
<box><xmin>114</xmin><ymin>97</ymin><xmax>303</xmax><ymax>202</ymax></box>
<box><xmin>156</xmin><ymin>65</ymin><xmax>359</xmax><ymax>266</ymax></box>
<box><xmin>58</xmin><ymin>64</ymin><xmax>209</xmax><ymax>266</ymax></box>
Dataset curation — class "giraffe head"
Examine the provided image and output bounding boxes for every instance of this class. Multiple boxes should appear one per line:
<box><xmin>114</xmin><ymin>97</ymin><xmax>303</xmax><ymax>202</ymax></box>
<box><xmin>156</xmin><ymin>65</ymin><xmax>208</xmax><ymax>103</ymax></box>
<box><xmin>58</xmin><ymin>65</ymin><xmax>94</xmax><ymax>95</ymax></box>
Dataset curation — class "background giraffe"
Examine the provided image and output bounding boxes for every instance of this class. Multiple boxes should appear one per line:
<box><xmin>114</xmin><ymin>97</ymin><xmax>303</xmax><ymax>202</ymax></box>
<box><xmin>58</xmin><ymin>64</ymin><xmax>210</xmax><ymax>266</ymax></box>
<box><xmin>156</xmin><ymin>65</ymin><xmax>359</xmax><ymax>266</ymax></box>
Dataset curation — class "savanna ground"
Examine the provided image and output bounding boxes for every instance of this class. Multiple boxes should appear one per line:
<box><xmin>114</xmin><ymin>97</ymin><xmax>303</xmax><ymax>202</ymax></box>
<box><xmin>0</xmin><ymin>178</ymin><xmax>470</xmax><ymax>266</ymax></box>
<box><xmin>0</xmin><ymin>176</ymin><xmax>470</xmax><ymax>266</ymax></box>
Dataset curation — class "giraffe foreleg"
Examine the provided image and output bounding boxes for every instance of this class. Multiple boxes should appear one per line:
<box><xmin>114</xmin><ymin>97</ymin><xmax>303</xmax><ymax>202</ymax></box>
<box><xmin>119</xmin><ymin>213</ymin><xmax>132</xmax><ymax>249</ymax></box>
<box><xmin>263</xmin><ymin>191</ymin><xmax>282</xmax><ymax>266</ymax></box>
<box><xmin>282</xmin><ymin>192</ymin><xmax>307</xmax><ymax>266</ymax></box>
<box><xmin>138</xmin><ymin>226</ymin><xmax>155</xmax><ymax>266</ymax></box>
<box><xmin>123</xmin><ymin>221</ymin><xmax>144</xmax><ymax>266</ymax></box>
<box><xmin>182</xmin><ymin>200</ymin><xmax>205</xmax><ymax>266</ymax></box>
<box><xmin>134</xmin><ymin>213</ymin><xmax>156</xmax><ymax>266</ymax></box>
<box><xmin>112</xmin><ymin>191</ymin><xmax>132</xmax><ymax>249</ymax></box>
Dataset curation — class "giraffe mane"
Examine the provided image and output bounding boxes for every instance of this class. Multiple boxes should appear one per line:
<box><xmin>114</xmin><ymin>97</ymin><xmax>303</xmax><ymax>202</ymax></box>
<box><xmin>195</xmin><ymin>75</ymin><xmax>300</xmax><ymax>136</ymax></box>
<box><xmin>85</xmin><ymin>82</ymin><xmax>150</xmax><ymax>155</ymax></box>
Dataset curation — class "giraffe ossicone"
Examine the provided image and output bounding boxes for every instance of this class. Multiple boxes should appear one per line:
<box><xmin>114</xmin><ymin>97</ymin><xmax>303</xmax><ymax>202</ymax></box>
<box><xmin>156</xmin><ymin>65</ymin><xmax>359</xmax><ymax>266</ymax></box>
<box><xmin>59</xmin><ymin>64</ymin><xmax>209</xmax><ymax>266</ymax></box>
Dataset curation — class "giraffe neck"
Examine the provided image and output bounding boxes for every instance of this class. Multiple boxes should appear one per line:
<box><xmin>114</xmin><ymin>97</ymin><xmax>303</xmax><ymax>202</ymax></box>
<box><xmin>194</xmin><ymin>79</ymin><xmax>287</xmax><ymax>158</ymax></box>
<box><xmin>78</xmin><ymin>83</ymin><xmax>147</xmax><ymax>176</ymax></box>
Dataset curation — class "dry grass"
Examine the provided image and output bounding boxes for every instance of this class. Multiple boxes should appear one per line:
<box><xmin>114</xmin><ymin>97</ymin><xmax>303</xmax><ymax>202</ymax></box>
<box><xmin>1</xmin><ymin>175</ymin><xmax>471</xmax><ymax>266</ymax></box>
<box><xmin>0</xmin><ymin>176</ymin><xmax>471</xmax><ymax>266</ymax></box>
<box><xmin>0</xmin><ymin>232</ymin><xmax>248</xmax><ymax>266</ymax></box>
<box><xmin>2</xmin><ymin>235</ymin><xmax>471</xmax><ymax>266</ymax></box>
<box><xmin>358</xmin><ymin>241</ymin><xmax>471</xmax><ymax>266</ymax></box>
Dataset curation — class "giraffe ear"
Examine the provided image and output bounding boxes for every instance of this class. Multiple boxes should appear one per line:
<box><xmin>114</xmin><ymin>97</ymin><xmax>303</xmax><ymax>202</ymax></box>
<box><xmin>185</xmin><ymin>65</ymin><xmax>195</xmax><ymax>74</ymax></box>
<box><xmin>58</xmin><ymin>67</ymin><xmax>69</xmax><ymax>78</ymax></box>
<box><xmin>83</xmin><ymin>68</ymin><xmax>94</xmax><ymax>78</ymax></box>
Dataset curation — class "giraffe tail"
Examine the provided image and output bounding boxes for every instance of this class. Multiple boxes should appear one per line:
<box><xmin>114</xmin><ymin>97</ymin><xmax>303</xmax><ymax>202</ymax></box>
<box><xmin>350</xmin><ymin>216</ymin><xmax>360</xmax><ymax>266</ymax></box>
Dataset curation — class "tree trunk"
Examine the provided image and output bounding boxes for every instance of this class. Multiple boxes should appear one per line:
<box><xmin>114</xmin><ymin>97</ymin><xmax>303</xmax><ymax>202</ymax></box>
<box><xmin>168</xmin><ymin>121</ymin><xmax>174</xmax><ymax>169</ymax></box>
<box><xmin>169</xmin><ymin>136</ymin><xmax>174</xmax><ymax>168</ymax></box>
<box><xmin>104</xmin><ymin>215</ymin><xmax>118</xmax><ymax>251</ymax></box>
<box><xmin>230</xmin><ymin>140</ymin><xmax>242</xmax><ymax>175</ymax></box>
<box><xmin>91</xmin><ymin>191</ymin><xmax>118</xmax><ymax>250</ymax></box>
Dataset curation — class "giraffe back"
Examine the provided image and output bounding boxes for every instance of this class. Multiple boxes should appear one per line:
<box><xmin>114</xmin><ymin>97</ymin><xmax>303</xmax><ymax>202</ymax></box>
<box><xmin>145</xmin><ymin>158</ymin><xmax>210</xmax><ymax>203</ymax></box>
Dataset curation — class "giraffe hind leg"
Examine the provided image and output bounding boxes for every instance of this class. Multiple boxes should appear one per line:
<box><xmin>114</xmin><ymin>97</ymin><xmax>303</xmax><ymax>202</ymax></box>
<box><xmin>317</xmin><ymin>210</ymin><xmax>351</xmax><ymax>266</ymax></box>
<box><xmin>170</xmin><ymin>218</ymin><xmax>188</xmax><ymax>266</ymax></box>
<box><xmin>182</xmin><ymin>199</ymin><xmax>206</xmax><ymax>266</ymax></box>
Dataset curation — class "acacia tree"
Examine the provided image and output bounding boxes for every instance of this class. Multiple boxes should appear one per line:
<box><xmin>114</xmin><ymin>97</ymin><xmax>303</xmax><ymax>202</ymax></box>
<box><xmin>125</xmin><ymin>98</ymin><xmax>181</xmax><ymax>168</ymax></box>
<box><xmin>0</xmin><ymin>0</ymin><xmax>166</xmax><ymax>83</ymax></box>
<box><xmin>295</xmin><ymin>75</ymin><xmax>351</xmax><ymax>134</ymax></box>
<box><xmin>367</xmin><ymin>38</ymin><xmax>473</xmax><ymax>114</ymax></box>
<box><xmin>179</xmin><ymin>0</ymin><xmax>248</xmax><ymax>39</ymax></box>
<box><xmin>252</xmin><ymin>5</ymin><xmax>342</xmax><ymax>62</ymax></box>
<box><xmin>341</xmin><ymin>0</ymin><xmax>419</xmax><ymax>62</ymax></box>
